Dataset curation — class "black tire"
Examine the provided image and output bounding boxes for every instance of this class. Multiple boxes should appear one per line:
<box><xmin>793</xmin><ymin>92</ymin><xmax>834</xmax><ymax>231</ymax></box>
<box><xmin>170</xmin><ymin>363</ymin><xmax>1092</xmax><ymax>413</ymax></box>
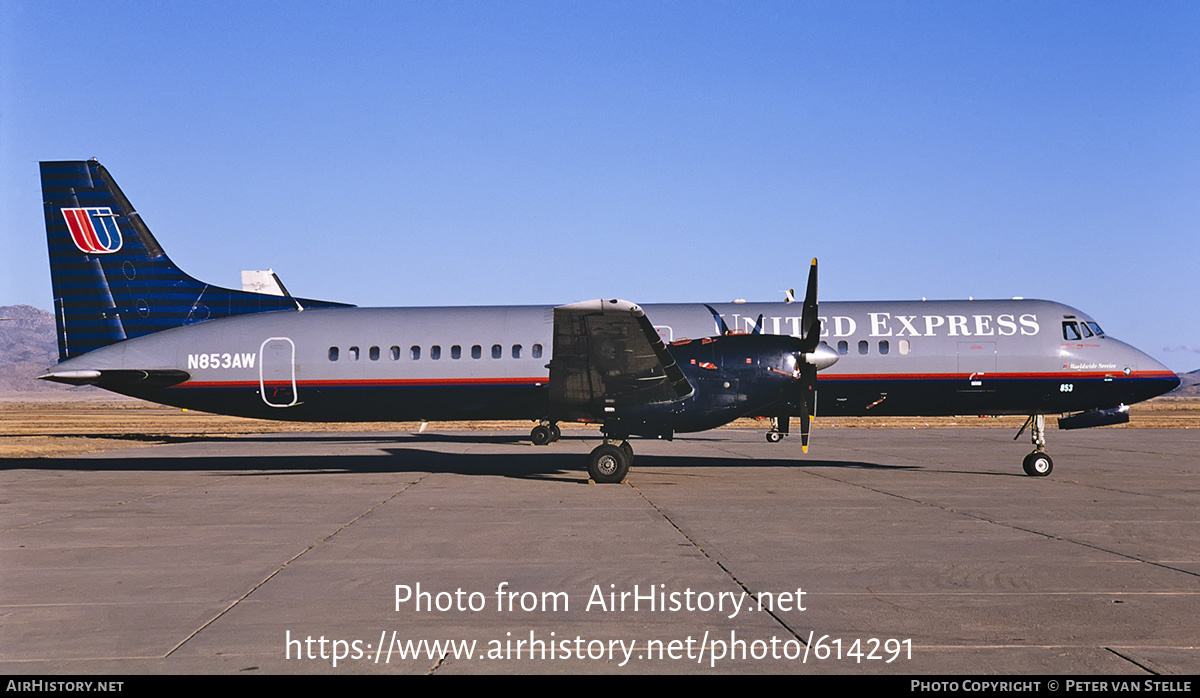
<box><xmin>531</xmin><ymin>425</ymin><xmax>552</xmax><ymax>446</ymax></box>
<box><xmin>588</xmin><ymin>444</ymin><xmax>631</xmax><ymax>484</ymax></box>
<box><xmin>548</xmin><ymin>424</ymin><xmax>562</xmax><ymax>442</ymax></box>
<box><xmin>1022</xmin><ymin>452</ymin><xmax>1053</xmax><ymax>477</ymax></box>
<box><xmin>766</xmin><ymin>431</ymin><xmax>783</xmax><ymax>443</ymax></box>
<box><xmin>620</xmin><ymin>441</ymin><xmax>633</xmax><ymax>460</ymax></box>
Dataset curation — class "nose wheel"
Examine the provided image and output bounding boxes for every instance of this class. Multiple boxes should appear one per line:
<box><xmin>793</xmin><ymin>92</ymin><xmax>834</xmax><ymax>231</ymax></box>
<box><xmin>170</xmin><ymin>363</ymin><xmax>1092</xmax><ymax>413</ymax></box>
<box><xmin>1016</xmin><ymin>415</ymin><xmax>1053</xmax><ymax>477</ymax></box>
<box><xmin>1022</xmin><ymin>451</ymin><xmax>1053</xmax><ymax>477</ymax></box>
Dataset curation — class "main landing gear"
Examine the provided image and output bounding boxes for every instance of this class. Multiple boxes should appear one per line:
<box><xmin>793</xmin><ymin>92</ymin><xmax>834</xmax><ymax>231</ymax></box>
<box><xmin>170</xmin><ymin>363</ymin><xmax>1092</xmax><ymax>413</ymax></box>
<box><xmin>587</xmin><ymin>438</ymin><xmax>632</xmax><ymax>484</ymax></box>
<box><xmin>1015</xmin><ymin>415</ymin><xmax>1053</xmax><ymax>477</ymax></box>
<box><xmin>530</xmin><ymin>420</ymin><xmax>561</xmax><ymax>446</ymax></box>
<box><xmin>765</xmin><ymin>416</ymin><xmax>789</xmax><ymax>443</ymax></box>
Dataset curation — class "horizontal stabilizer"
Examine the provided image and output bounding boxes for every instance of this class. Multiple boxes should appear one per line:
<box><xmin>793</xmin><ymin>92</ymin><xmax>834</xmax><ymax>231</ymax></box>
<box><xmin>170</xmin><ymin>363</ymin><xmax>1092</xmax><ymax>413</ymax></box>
<box><xmin>241</xmin><ymin>270</ymin><xmax>287</xmax><ymax>296</ymax></box>
<box><xmin>39</xmin><ymin>368</ymin><xmax>191</xmax><ymax>388</ymax></box>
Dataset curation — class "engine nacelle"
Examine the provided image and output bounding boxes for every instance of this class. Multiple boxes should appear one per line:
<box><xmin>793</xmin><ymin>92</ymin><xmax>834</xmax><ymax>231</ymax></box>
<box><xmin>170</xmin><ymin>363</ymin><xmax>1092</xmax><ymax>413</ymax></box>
<box><xmin>607</xmin><ymin>333</ymin><xmax>820</xmax><ymax>435</ymax></box>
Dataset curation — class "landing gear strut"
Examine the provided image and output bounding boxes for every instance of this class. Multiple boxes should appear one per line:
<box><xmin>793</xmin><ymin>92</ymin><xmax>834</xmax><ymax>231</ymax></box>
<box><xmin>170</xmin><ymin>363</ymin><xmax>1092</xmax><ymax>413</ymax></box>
<box><xmin>1015</xmin><ymin>415</ymin><xmax>1053</xmax><ymax>477</ymax></box>
<box><xmin>530</xmin><ymin>420</ymin><xmax>561</xmax><ymax>446</ymax></box>
<box><xmin>588</xmin><ymin>438</ymin><xmax>632</xmax><ymax>484</ymax></box>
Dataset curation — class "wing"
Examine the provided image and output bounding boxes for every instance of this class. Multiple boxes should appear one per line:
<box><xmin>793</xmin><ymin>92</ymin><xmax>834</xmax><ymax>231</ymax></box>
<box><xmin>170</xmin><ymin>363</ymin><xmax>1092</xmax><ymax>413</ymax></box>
<box><xmin>549</xmin><ymin>299</ymin><xmax>693</xmax><ymax>423</ymax></box>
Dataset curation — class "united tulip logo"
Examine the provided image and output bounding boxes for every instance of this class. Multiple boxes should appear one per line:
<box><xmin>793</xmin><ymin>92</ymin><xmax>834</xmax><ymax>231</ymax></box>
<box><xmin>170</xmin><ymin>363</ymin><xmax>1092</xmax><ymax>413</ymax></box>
<box><xmin>62</xmin><ymin>207</ymin><xmax>122</xmax><ymax>254</ymax></box>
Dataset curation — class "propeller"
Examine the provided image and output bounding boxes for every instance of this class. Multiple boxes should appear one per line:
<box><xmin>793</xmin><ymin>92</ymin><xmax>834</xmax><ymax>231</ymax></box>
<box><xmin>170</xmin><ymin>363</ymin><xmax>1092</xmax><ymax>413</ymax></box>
<box><xmin>787</xmin><ymin>258</ymin><xmax>837</xmax><ymax>453</ymax></box>
<box><xmin>796</xmin><ymin>259</ymin><xmax>819</xmax><ymax>452</ymax></box>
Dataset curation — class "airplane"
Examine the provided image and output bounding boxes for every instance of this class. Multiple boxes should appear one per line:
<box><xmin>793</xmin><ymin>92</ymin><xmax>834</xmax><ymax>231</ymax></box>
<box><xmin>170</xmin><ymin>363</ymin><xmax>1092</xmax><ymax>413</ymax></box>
<box><xmin>37</xmin><ymin>159</ymin><xmax>1181</xmax><ymax>483</ymax></box>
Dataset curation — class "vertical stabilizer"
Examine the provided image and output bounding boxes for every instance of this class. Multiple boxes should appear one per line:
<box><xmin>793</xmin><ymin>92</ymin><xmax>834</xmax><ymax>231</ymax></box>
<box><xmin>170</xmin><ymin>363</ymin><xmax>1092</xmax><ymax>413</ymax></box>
<box><xmin>41</xmin><ymin>160</ymin><xmax>350</xmax><ymax>360</ymax></box>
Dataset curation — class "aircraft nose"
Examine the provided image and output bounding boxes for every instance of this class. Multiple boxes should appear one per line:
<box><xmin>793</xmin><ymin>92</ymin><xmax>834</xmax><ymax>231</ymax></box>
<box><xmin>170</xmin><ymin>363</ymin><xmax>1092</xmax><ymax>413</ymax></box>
<box><xmin>1125</xmin><ymin>344</ymin><xmax>1180</xmax><ymax>400</ymax></box>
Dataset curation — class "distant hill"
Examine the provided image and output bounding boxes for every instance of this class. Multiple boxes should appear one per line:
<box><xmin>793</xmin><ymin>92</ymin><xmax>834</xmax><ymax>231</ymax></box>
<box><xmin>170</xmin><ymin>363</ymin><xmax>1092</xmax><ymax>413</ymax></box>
<box><xmin>0</xmin><ymin>305</ymin><xmax>77</xmax><ymax>392</ymax></box>
<box><xmin>1171</xmin><ymin>369</ymin><xmax>1200</xmax><ymax>397</ymax></box>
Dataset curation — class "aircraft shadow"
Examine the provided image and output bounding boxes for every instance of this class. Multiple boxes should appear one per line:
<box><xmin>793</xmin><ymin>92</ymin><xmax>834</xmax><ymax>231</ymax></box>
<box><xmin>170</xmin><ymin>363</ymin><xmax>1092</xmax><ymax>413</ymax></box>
<box><xmin>226</xmin><ymin>433</ymin><xmax>540</xmax><ymax>445</ymax></box>
<box><xmin>1</xmin><ymin>446</ymin><xmax>913</xmax><ymax>482</ymax></box>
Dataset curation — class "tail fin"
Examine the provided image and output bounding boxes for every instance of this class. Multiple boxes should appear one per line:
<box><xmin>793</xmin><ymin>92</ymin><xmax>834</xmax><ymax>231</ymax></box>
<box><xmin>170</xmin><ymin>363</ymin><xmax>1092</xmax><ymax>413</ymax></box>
<box><xmin>41</xmin><ymin>159</ymin><xmax>350</xmax><ymax>361</ymax></box>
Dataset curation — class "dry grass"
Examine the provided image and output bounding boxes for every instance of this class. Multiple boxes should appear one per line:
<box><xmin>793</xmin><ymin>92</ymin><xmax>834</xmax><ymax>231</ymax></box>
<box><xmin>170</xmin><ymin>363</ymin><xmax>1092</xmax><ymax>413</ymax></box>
<box><xmin>1</xmin><ymin>393</ymin><xmax>1195</xmax><ymax>460</ymax></box>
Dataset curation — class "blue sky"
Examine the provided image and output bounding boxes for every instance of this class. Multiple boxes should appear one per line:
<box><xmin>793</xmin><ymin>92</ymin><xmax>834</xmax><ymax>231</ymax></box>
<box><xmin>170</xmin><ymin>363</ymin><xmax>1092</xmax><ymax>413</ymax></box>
<box><xmin>2</xmin><ymin>1</ymin><xmax>1197</xmax><ymax>372</ymax></box>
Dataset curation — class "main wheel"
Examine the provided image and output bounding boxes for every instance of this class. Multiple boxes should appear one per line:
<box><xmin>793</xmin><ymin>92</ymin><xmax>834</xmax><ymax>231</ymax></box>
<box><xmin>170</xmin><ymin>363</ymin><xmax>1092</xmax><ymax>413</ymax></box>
<box><xmin>588</xmin><ymin>444</ymin><xmax>631</xmax><ymax>484</ymax></box>
<box><xmin>620</xmin><ymin>441</ymin><xmax>633</xmax><ymax>460</ymax></box>
<box><xmin>766</xmin><ymin>431</ymin><xmax>783</xmax><ymax>443</ymax></box>
<box><xmin>548</xmin><ymin>424</ymin><xmax>562</xmax><ymax>443</ymax></box>
<box><xmin>1022</xmin><ymin>452</ymin><xmax>1053</xmax><ymax>477</ymax></box>
<box><xmin>531</xmin><ymin>425</ymin><xmax>552</xmax><ymax>446</ymax></box>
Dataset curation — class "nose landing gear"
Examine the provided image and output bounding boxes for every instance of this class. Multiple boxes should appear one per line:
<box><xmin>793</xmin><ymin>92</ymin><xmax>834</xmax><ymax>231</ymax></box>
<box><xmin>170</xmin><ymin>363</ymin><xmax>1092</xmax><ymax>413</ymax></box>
<box><xmin>1016</xmin><ymin>415</ymin><xmax>1053</xmax><ymax>477</ymax></box>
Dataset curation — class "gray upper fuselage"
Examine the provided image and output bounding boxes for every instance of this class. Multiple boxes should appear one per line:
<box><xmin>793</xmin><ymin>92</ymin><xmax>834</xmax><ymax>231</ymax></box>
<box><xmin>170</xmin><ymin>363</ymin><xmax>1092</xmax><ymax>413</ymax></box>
<box><xmin>56</xmin><ymin>298</ymin><xmax>1159</xmax><ymax>378</ymax></box>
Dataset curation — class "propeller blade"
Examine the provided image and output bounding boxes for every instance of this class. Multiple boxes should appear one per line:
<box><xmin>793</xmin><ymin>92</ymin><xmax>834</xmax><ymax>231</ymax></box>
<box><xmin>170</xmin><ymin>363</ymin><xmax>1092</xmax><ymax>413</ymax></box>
<box><xmin>798</xmin><ymin>364</ymin><xmax>816</xmax><ymax>453</ymax></box>
<box><xmin>800</xmin><ymin>258</ymin><xmax>820</xmax><ymax>353</ymax></box>
<box><xmin>799</xmin><ymin>392</ymin><xmax>811</xmax><ymax>453</ymax></box>
<box><xmin>703</xmin><ymin>304</ymin><xmax>730</xmax><ymax>335</ymax></box>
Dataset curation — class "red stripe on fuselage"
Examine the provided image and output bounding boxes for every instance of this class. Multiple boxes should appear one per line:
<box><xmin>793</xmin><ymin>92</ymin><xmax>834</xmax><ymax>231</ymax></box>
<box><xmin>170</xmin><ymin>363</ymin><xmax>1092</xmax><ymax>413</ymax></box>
<box><xmin>170</xmin><ymin>371</ymin><xmax>1176</xmax><ymax>390</ymax></box>
<box><xmin>176</xmin><ymin>376</ymin><xmax>550</xmax><ymax>389</ymax></box>
<box><xmin>818</xmin><ymin>370</ymin><xmax>1177</xmax><ymax>382</ymax></box>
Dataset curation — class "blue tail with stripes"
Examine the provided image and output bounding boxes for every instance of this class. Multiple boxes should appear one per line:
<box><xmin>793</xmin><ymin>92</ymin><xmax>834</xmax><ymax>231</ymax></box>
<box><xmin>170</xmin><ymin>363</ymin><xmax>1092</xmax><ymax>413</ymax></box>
<box><xmin>41</xmin><ymin>159</ymin><xmax>351</xmax><ymax>361</ymax></box>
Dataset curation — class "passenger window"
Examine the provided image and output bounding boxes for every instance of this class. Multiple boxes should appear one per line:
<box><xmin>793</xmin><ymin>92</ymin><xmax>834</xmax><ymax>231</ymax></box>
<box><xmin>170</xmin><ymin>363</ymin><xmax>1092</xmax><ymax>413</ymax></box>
<box><xmin>451</xmin><ymin>345</ymin><xmax>461</xmax><ymax>360</ymax></box>
<box><xmin>328</xmin><ymin>346</ymin><xmax>339</xmax><ymax>361</ymax></box>
<box><xmin>837</xmin><ymin>340</ymin><xmax>848</xmax><ymax>356</ymax></box>
<box><xmin>369</xmin><ymin>346</ymin><xmax>380</xmax><ymax>361</ymax></box>
<box><xmin>492</xmin><ymin>344</ymin><xmax>502</xmax><ymax>359</ymax></box>
<box><xmin>512</xmin><ymin>344</ymin><xmax>522</xmax><ymax>359</ymax></box>
<box><xmin>879</xmin><ymin>340</ymin><xmax>889</xmax><ymax>355</ymax></box>
<box><xmin>532</xmin><ymin>344</ymin><xmax>543</xmax><ymax>359</ymax></box>
<box><xmin>899</xmin><ymin>339</ymin><xmax>910</xmax><ymax>355</ymax></box>
<box><xmin>349</xmin><ymin>346</ymin><xmax>360</xmax><ymax>361</ymax></box>
<box><xmin>858</xmin><ymin>340</ymin><xmax>868</xmax><ymax>355</ymax></box>
<box><xmin>471</xmin><ymin>345</ymin><xmax>482</xmax><ymax>359</ymax></box>
<box><xmin>431</xmin><ymin>345</ymin><xmax>441</xmax><ymax>360</ymax></box>
<box><xmin>410</xmin><ymin>346</ymin><xmax>420</xmax><ymax>360</ymax></box>
<box><xmin>390</xmin><ymin>346</ymin><xmax>400</xmax><ymax>360</ymax></box>
<box><xmin>1062</xmin><ymin>322</ymin><xmax>1081</xmax><ymax>341</ymax></box>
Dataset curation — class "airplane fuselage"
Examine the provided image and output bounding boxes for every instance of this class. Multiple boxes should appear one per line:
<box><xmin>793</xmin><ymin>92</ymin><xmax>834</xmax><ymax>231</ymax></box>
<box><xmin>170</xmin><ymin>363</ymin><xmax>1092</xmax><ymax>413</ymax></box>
<box><xmin>53</xmin><ymin>298</ymin><xmax>1178</xmax><ymax>427</ymax></box>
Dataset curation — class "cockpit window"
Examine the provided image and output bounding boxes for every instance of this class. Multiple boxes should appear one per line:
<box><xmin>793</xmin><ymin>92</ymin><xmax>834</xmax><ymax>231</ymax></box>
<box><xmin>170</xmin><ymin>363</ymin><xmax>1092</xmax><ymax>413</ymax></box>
<box><xmin>1080</xmin><ymin>323</ymin><xmax>1094</xmax><ymax>338</ymax></box>
<box><xmin>1086</xmin><ymin>322</ymin><xmax>1104</xmax><ymax>337</ymax></box>
<box><xmin>1062</xmin><ymin>321</ymin><xmax>1081</xmax><ymax>341</ymax></box>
